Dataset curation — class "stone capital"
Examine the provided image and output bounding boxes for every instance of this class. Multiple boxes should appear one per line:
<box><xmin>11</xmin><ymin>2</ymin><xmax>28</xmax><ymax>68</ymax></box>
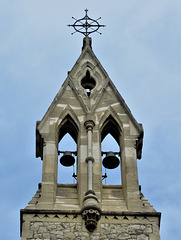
<box><xmin>84</xmin><ymin>120</ymin><xmax>95</xmax><ymax>131</ymax></box>
<box><xmin>85</xmin><ymin>157</ymin><xmax>95</xmax><ymax>163</ymax></box>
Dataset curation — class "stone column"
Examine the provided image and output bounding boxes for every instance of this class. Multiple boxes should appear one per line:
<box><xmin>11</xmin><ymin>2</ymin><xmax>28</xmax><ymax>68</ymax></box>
<box><xmin>85</xmin><ymin>120</ymin><xmax>94</xmax><ymax>191</ymax></box>
<box><xmin>82</xmin><ymin>120</ymin><xmax>101</xmax><ymax>232</ymax></box>
<box><xmin>37</xmin><ymin>140</ymin><xmax>57</xmax><ymax>209</ymax></box>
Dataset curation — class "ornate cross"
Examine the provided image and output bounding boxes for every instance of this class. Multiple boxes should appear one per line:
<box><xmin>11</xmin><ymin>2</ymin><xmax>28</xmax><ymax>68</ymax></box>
<box><xmin>68</xmin><ymin>9</ymin><xmax>105</xmax><ymax>36</ymax></box>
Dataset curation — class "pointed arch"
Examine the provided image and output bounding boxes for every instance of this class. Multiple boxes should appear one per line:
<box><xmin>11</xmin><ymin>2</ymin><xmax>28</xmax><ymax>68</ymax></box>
<box><xmin>80</xmin><ymin>61</ymin><xmax>106</xmax><ymax>84</ymax></box>
<box><xmin>58</xmin><ymin>132</ymin><xmax>77</xmax><ymax>184</ymax></box>
<box><xmin>57</xmin><ymin>106</ymin><xmax>80</xmax><ymax>143</ymax></box>
<box><xmin>99</xmin><ymin>107</ymin><xmax>123</xmax><ymax>144</ymax></box>
<box><xmin>101</xmin><ymin>115</ymin><xmax>121</xmax><ymax>145</ymax></box>
<box><xmin>75</xmin><ymin>60</ymin><xmax>105</xmax><ymax>91</ymax></box>
<box><xmin>58</xmin><ymin>114</ymin><xmax>79</xmax><ymax>143</ymax></box>
<box><xmin>75</xmin><ymin>61</ymin><xmax>95</xmax><ymax>81</ymax></box>
<box><xmin>100</xmin><ymin>110</ymin><xmax>122</xmax><ymax>185</ymax></box>
<box><xmin>101</xmin><ymin>133</ymin><xmax>122</xmax><ymax>185</ymax></box>
<box><xmin>81</xmin><ymin>61</ymin><xmax>95</xmax><ymax>71</ymax></box>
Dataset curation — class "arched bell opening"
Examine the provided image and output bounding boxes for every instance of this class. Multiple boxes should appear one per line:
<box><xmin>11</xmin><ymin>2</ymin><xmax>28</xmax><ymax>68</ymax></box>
<box><xmin>58</xmin><ymin>115</ymin><xmax>79</xmax><ymax>184</ymax></box>
<box><xmin>101</xmin><ymin>116</ymin><xmax>122</xmax><ymax>185</ymax></box>
<box><xmin>58</xmin><ymin>133</ymin><xmax>77</xmax><ymax>184</ymax></box>
<box><xmin>81</xmin><ymin>70</ymin><xmax>96</xmax><ymax>97</ymax></box>
<box><xmin>101</xmin><ymin>134</ymin><xmax>121</xmax><ymax>185</ymax></box>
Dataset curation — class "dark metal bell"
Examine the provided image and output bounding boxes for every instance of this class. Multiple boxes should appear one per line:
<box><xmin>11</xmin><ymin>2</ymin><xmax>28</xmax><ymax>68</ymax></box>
<box><xmin>60</xmin><ymin>151</ymin><xmax>75</xmax><ymax>167</ymax></box>
<box><xmin>102</xmin><ymin>152</ymin><xmax>119</xmax><ymax>169</ymax></box>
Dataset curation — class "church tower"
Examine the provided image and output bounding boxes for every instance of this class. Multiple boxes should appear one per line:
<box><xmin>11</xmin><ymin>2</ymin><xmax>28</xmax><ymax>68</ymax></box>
<box><xmin>20</xmin><ymin>12</ymin><xmax>161</xmax><ymax>240</ymax></box>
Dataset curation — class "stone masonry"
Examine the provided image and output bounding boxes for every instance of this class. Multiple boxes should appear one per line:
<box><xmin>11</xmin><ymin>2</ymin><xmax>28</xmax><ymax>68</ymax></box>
<box><xmin>28</xmin><ymin>222</ymin><xmax>153</xmax><ymax>240</ymax></box>
<box><xmin>21</xmin><ymin>211</ymin><xmax>160</xmax><ymax>240</ymax></box>
<box><xmin>21</xmin><ymin>36</ymin><xmax>161</xmax><ymax>239</ymax></box>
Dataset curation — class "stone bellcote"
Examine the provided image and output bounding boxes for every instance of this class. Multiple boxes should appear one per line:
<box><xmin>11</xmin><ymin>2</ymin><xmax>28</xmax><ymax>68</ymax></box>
<box><xmin>21</xmin><ymin>37</ymin><xmax>161</xmax><ymax>239</ymax></box>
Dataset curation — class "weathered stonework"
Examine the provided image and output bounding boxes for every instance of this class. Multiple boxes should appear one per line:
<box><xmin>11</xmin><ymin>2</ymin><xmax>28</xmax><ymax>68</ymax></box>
<box><xmin>21</xmin><ymin>36</ymin><xmax>161</xmax><ymax>239</ymax></box>
<box><xmin>28</xmin><ymin>222</ymin><xmax>152</xmax><ymax>240</ymax></box>
<box><xmin>21</xmin><ymin>211</ymin><xmax>160</xmax><ymax>240</ymax></box>
<box><xmin>22</xmin><ymin>212</ymin><xmax>160</xmax><ymax>240</ymax></box>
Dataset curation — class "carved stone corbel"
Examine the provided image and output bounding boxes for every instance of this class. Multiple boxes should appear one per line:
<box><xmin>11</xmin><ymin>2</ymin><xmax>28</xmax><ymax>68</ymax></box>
<box><xmin>82</xmin><ymin>208</ymin><xmax>101</xmax><ymax>232</ymax></box>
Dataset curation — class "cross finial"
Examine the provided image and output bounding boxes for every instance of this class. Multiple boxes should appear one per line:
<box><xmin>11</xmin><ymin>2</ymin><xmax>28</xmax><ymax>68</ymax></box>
<box><xmin>68</xmin><ymin>9</ymin><xmax>105</xmax><ymax>36</ymax></box>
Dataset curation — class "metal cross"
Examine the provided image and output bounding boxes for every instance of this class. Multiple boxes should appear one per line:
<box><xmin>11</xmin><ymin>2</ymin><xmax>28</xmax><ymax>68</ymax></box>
<box><xmin>68</xmin><ymin>9</ymin><xmax>105</xmax><ymax>36</ymax></box>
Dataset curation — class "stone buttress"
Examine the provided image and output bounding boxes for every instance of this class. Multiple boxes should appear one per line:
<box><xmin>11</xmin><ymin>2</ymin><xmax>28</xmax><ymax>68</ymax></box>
<box><xmin>20</xmin><ymin>37</ymin><xmax>161</xmax><ymax>240</ymax></box>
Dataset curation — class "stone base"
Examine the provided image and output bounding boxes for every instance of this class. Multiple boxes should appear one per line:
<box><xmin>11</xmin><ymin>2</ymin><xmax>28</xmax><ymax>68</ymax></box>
<box><xmin>20</xmin><ymin>210</ymin><xmax>161</xmax><ymax>240</ymax></box>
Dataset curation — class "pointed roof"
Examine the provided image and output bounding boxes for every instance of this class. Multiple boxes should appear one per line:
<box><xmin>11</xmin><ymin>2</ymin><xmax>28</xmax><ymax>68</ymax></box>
<box><xmin>36</xmin><ymin>37</ymin><xmax>143</xmax><ymax>159</ymax></box>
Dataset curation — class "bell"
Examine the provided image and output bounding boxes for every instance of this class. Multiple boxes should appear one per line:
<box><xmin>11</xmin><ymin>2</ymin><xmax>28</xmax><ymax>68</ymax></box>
<box><xmin>60</xmin><ymin>151</ymin><xmax>75</xmax><ymax>167</ymax></box>
<box><xmin>102</xmin><ymin>152</ymin><xmax>119</xmax><ymax>169</ymax></box>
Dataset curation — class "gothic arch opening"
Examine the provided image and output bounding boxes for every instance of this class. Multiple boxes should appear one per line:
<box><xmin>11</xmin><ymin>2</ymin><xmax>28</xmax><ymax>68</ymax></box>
<box><xmin>101</xmin><ymin>115</ymin><xmax>121</xmax><ymax>145</ymax></box>
<box><xmin>58</xmin><ymin>133</ymin><xmax>77</xmax><ymax>184</ymax></box>
<box><xmin>58</xmin><ymin>114</ymin><xmax>79</xmax><ymax>143</ymax></box>
<box><xmin>58</xmin><ymin>114</ymin><xmax>78</xmax><ymax>184</ymax></box>
<box><xmin>101</xmin><ymin>116</ymin><xmax>121</xmax><ymax>185</ymax></box>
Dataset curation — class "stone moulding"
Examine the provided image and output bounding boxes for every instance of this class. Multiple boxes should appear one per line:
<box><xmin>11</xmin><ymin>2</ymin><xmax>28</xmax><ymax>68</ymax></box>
<box><xmin>101</xmin><ymin>211</ymin><xmax>161</xmax><ymax>227</ymax></box>
<box><xmin>20</xmin><ymin>209</ymin><xmax>161</xmax><ymax>236</ymax></box>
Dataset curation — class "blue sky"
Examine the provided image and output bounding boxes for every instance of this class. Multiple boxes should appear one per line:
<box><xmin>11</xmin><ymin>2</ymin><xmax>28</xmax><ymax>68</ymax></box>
<box><xmin>0</xmin><ymin>1</ymin><xmax>181</xmax><ymax>239</ymax></box>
